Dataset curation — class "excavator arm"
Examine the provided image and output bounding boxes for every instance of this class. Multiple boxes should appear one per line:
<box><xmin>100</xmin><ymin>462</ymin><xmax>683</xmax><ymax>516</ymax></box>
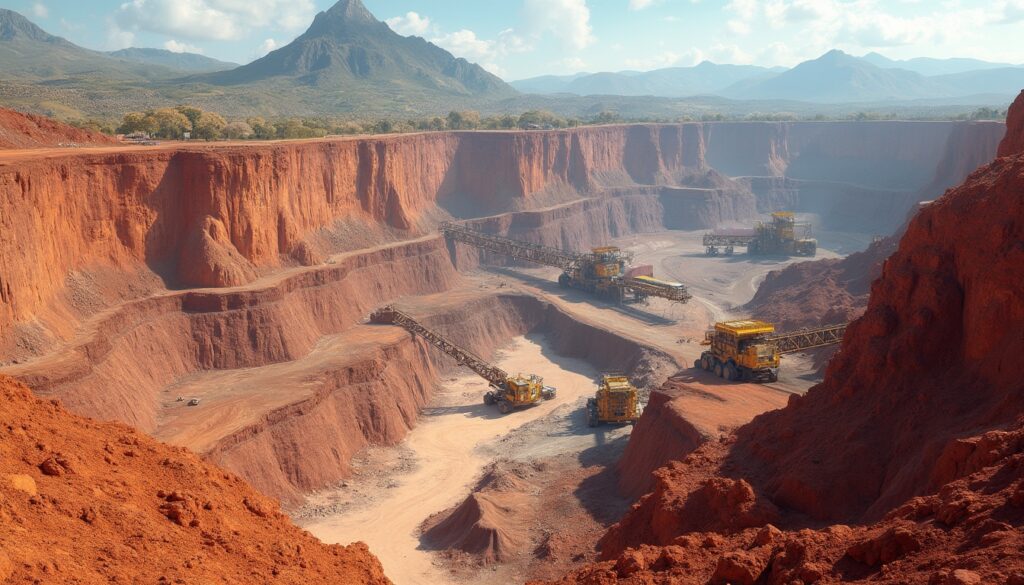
<box><xmin>369</xmin><ymin>305</ymin><xmax>510</xmax><ymax>387</ymax></box>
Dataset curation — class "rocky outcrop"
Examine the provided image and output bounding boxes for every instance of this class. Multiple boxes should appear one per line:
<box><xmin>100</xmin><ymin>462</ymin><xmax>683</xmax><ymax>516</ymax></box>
<box><xmin>0</xmin><ymin>375</ymin><xmax>391</xmax><ymax>585</ymax></box>
<box><xmin>0</xmin><ymin>107</ymin><xmax>117</xmax><ymax>148</ymax></box>
<box><xmin>541</xmin><ymin>95</ymin><xmax>1024</xmax><ymax>585</ymax></box>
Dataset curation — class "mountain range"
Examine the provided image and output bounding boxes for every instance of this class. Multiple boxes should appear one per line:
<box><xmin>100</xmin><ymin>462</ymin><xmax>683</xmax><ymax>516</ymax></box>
<box><xmin>0</xmin><ymin>1</ymin><xmax>1019</xmax><ymax>119</ymax></box>
<box><xmin>513</xmin><ymin>50</ymin><xmax>1024</xmax><ymax>103</ymax></box>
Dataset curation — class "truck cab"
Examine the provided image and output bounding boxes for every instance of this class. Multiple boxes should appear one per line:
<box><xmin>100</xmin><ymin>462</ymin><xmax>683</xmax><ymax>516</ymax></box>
<box><xmin>484</xmin><ymin>373</ymin><xmax>556</xmax><ymax>414</ymax></box>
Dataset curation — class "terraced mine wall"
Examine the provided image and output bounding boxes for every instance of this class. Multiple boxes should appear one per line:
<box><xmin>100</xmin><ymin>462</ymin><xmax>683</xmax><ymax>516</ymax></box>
<box><xmin>0</xmin><ymin>121</ymin><xmax>1001</xmax><ymax>359</ymax></box>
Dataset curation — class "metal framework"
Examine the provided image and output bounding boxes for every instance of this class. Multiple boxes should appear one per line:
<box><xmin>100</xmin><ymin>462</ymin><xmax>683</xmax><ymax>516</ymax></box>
<box><xmin>440</xmin><ymin>221</ymin><xmax>691</xmax><ymax>303</ymax></box>
<box><xmin>769</xmin><ymin>323</ymin><xmax>847</xmax><ymax>354</ymax></box>
<box><xmin>439</xmin><ymin>221</ymin><xmax>580</xmax><ymax>270</ymax></box>
<box><xmin>622</xmin><ymin>276</ymin><xmax>692</xmax><ymax>303</ymax></box>
<box><xmin>370</xmin><ymin>305</ymin><xmax>509</xmax><ymax>386</ymax></box>
<box><xmin>702</xmin><ymin>233</ymin><xmax>756</xmax><ymax>247</ymax></box>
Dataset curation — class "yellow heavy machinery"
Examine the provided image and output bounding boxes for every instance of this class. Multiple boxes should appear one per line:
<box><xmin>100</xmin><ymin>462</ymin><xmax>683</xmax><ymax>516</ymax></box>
<box><xmin>696</xmin><ymin>320</ymin><xmax>847</xmax><ymax>383</ymax></box>
<box><xmin>586</xmin><ymin>374</ymin><xmax>641</xmax><ymax>427</ymax></box>
<box><xmin>369</xmin><ymin>305</ymin><xmax>556</xmax><ymax>414</ymax></box>
<box><xmin>439</xmin><ymin>222</ymin><xmax>691</xmax><ymax>305</ymax></box>
<box><xmin>702</xmin><ymin>211</ymin><xmax>817</xmax><ymax>257</ymax></box>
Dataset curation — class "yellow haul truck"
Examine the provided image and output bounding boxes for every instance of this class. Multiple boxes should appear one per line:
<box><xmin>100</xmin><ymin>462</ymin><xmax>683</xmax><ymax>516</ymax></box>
<box><xmin>586</xmin><ymin>374</ymin><xmax>641</xmax><ymax>427</ymax></box>
<box><xmin>698</xmin><ymin>320</ymin><xmax>781</xmax><ymax>383</ymax></box>
<box><xmin>696</xmin><ymin>320</ymin><xmax>849</xmax><ymax>383</ymax></box>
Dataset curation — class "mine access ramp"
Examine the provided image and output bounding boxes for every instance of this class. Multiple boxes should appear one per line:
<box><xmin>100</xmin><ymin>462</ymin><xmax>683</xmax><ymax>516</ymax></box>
<box><xmin>369</xmin><ymin>305</ymin><xmax>555</xmax><ymax>414</ymax></box>
<box><xmin>439</xmin><ymin>221</ymin><xmax>691</xmax><ymax>304</ymax></box>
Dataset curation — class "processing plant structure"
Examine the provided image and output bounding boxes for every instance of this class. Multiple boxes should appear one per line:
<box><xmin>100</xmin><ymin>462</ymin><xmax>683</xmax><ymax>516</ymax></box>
<box><xmin>440</xmin><ymin>221</ymin><xmax>691</xmax><ymax>305</ymax></box>
<box><xmin>370</xmin><ymin>305</ymin><xmax>556</xmax><ymax>414</ymax></box>
<box><xmin>697</xmin><ymin>319</ymin><xmax>847</xmax><ymax>383</ymax></box>
<box><xmin>702</xmin><ymin>211</ymin><xmax>817</xmax><ymax>257</ymax></box>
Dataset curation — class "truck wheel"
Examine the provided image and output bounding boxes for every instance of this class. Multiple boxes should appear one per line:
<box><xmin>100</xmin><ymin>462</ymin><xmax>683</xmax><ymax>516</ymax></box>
<box><xmin>725</xmin><ymin>362</ymin><xmax>738</xmax><ymax>381</ymax></box>
<box><xmin>558</xmin><ymin>273</ymin><xmax>570</xmax><ymax>288</ymax></box>
<box><xmin>587</xmin><ymin>407</ymin><xmax>598</xmax><ymax>427</ymax></box>
<box><xmin>714</xmin><ymin>362</ymin><xmax>724</xmax><ymax>378</ymax></box>
<box><xmin>498</xmin><ymin>401</ymin><xmax>512</xmax><ymax>414</ymax></box>
<box><xmin>483</xmin><ymin>392</ymin><xmax>495</xmax><ymax>405</ymax></box>
<box><xmin>700</xmin><ymin>356</ymin><xmax>711</xmax><ymax>371</ymax></box>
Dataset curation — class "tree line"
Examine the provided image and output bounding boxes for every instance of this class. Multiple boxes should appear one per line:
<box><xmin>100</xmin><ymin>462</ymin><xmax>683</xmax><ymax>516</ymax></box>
<box><xmin>74</xmin><ymin>105</ymin><xmax>1008</xmax><ymax>142</ymax></box>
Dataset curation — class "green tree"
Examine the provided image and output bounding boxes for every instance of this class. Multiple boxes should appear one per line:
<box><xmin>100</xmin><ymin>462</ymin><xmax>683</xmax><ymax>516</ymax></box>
<box><xmin>118</xmin><ymin>111</ymin><xmax>157</xmax><ymax>135</ymax></box>
<box><xmin>193</xmin><ymin>111</ymin><xmax>227</xmax><ymax>140</ymax></box>
<box><xmin>247</xmin><ymin>117</ymin><xmax>276</xmax><ymax>140</ymax></box>
<box><xmin>175</xmin><ymin>105</ymin><xmax>204</xmax><ymax>132</ymax></box>
<box><xmin>150</xmin><ymin>108</ymin><xmax>191</xmax><ymax>139</ymax></box>
<box><xmin>447</xmin><ymin>110</ymin><xmax>480</xmax><ymax>130</ymax></box>
<box><xmin>222</xmin><ymin>121</ymin><xmax>254</xmax><ymax>140</ymax></box>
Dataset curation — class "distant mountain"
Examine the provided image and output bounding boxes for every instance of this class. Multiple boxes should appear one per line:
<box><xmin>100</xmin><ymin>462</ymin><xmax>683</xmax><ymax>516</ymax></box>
<box><xmin>108</xmin><ymin>48</ymin><xmax>238</xmax><ymax>73</ymax></box>
<box><xmin>933</xmin><ymin>67</ymin><xmax>1024</xmax><ymax>98</ymax></box>
<box><xmin>723</xmin><ymin>50</ymin><xmax>945</xmax><ymax>103</ymax></box>
<box><xmin>862</xmin><ymin>52</ymin><xmax>1019</xmax><ymax>77</ymax></box>
<box><xmin>201</xmin><ymin>0</ymin><xmax>512</xmax><ymax>97</ymax></box>
<box><xmin>511</xmin><ymin>62</ymin><xmax>781</xmax><ymax>97</ymax></box>
<box><xmin>0</xmin><ymin>8</ymin><xmax>180</xmax><ymax>81</ymax></box>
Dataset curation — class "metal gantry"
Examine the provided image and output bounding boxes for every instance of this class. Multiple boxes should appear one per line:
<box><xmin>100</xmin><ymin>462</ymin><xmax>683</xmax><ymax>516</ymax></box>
<box><xmin>769</xmin><ymin>323</ymin><xmax>848</xmax><ymax>354</ymax></box>
<box><xmin>439</xmin><ymin>221</ymin><xmax>580</xmax><ymax>271</ymax></box>
<box><xmin>369</xmin><ymin>305</ymin><xmax>509</xmax><ymax>386</ymax></box>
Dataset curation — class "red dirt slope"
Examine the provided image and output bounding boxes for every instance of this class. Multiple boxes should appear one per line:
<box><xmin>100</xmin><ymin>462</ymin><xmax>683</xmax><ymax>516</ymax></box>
<box><xmin>538</xmin><ymin>93</ymin><xmax>1024</xmax><ymax>584</ymax></box>
<box><xmin>0</xmin><ymin>108</ymin><xmax>117</xmax><ymax>149</ymax></box>
<box><xmin>0</xmin><ymin>375</ymin><xmax>390</xmax><ymax>585</ymax></box>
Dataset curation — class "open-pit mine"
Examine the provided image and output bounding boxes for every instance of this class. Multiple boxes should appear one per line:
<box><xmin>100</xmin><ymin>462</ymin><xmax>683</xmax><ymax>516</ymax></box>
<box><xmin>4</xmin><ymin>106</ymin><xmax>1023</xmax><ymax>585</ymax></box>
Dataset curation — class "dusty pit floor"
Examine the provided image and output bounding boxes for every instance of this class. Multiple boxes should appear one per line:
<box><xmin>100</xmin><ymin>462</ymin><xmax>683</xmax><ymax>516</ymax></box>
<box><xmin>298</xmin><ymin>334</ymin><xmax>632</xmax><ymax>585</ymax></box>
<box><xmin>295</xmin><ymin>228</ymin><xmax>868</xmax><ymax>585</ymax></box>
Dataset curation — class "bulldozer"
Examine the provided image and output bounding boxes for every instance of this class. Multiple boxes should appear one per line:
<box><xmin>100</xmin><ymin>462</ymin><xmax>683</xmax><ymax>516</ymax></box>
<box><xmin>696</xmin><ymin>319</ymin><xmax>847</xmax><ymax>383</ymax></box>
<box><xmin>586</xmin><ymin>374</ymin><xmax>641</xmax><ymax>427</ymax></box>
<box><xmin>369</xmin><ymin>305</ymin><xmax>556</xmax><ymax>414</ymax></box>
<box><xmin>703</xmin><ymin>211</ymin><xmax>817</xmax><ymax>257</ymax></box>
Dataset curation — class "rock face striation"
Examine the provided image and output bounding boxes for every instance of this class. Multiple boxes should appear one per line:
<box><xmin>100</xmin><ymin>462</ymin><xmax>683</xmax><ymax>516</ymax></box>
<box><xmin>540</xmin><ymin>95</ymin><xmax>1024</xmax><ymax>584</ymax></box>
<box><xmin>0</xmin><ymin>375</ymin><xmax>391</xmax><ymax>584</ymax></box>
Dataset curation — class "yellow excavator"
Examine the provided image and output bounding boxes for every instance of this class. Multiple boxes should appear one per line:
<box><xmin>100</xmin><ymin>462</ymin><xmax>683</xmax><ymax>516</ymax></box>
<box><xmin>586</xmin><ymin>374</ymin><xmax>641</xmax><ymax>427</ymax></box>
<box><xmin>370</xmin><ymin>305</ymin><xmax>556</xmax><ymax>414</ymax></box>
<box><xmin>696</xmin><ymin>319</ymin><xmax>847</xmax><ymax>383</ymax></box>
<box><xmin>440</xmin><ymin>222</ymin><xmax>690</xmax><ymax>304</ymax></box>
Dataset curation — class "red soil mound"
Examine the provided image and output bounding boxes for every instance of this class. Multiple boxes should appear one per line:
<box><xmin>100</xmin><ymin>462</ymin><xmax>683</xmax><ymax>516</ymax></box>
<box><xmin>421</xmin><ymin>461</ymin><xmax>536</xmax><ymax>564</ymax></box>
<box><xmin>539</xmin><ymin>94</ymin><xmax>1024</xmax><ymax>583</ymax></box>
<box><xmin>0</xmin><ymin>375</ymin><xmax>390</xmax><ymax>585</ymax></box>
<box><xmin>999</xmin><ymin>90</ymin><xmax>1024</xmax><ymax>157</ymax></box>
<box><xmin>0</xmin><ymin>108</ymin><xmax>117</xmax><ymax>149</ymax></box>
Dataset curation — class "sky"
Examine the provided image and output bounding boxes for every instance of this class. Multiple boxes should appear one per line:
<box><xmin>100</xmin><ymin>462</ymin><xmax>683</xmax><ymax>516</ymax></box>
<box><xmin>4</xmin><ymin>0</ymin><xmax>1024</xmax><ymax>80</ymax></box>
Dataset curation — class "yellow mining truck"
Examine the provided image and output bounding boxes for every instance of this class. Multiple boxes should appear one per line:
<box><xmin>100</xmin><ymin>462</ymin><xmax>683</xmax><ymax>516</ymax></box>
<box><xmin>369</xmin><ymin>305</ymin><xmax>556</xmax><ymax>414</ymax></box>
<box><xmin>702</xmin><ymin>211</ymin><xmax>817</xmax><ymax>257</ymax></box>
<box><xmin>696</xmin><ymin>320</ymin><xmax>848</xmax><ymax>383</ymax></box>
<box><xmin>439</xmin><ymin>222</ymin><xmax>691</xmax><ymax>305</ymax></box>
<box><xmin>586</xmin><ymin>374</ymin><xmax>641</xmax><ymax>427</ymax></box>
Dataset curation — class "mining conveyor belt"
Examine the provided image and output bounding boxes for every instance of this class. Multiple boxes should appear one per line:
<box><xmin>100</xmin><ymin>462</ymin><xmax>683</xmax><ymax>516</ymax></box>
<box><xmin>369</xmin><ymin>305</ymin><xmax>509</xmax><ymax>386</ymax></box>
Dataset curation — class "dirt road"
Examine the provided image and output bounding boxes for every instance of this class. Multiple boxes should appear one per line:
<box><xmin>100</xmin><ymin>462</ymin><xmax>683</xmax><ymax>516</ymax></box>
<box><xmin>302</xmin><ymin>335</ymin><xmax>613</xmax><ymax>585</ymax></box>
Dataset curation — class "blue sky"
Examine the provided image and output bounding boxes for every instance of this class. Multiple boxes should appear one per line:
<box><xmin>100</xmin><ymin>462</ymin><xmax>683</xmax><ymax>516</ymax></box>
<box><xmin>4</xmin><ymin>0</ymin><xmax>1023</xmax><ymax>80</ymax></box>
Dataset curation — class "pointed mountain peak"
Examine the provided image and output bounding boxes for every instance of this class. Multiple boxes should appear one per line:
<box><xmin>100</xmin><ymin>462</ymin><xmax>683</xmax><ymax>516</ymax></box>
<box><xmin>0</xmin><ymin>8</ymin><xmax>58</xmax><ymax>42</ymax></box>
<box><xmin>304</xmin><ymin>0</ymin><xmax>385</xmax><ymax>38</ymax></box>
<box><xmin>324</xmin><ymin>0</ymin><xmax>376</xmax><ymax>23</ymax></box>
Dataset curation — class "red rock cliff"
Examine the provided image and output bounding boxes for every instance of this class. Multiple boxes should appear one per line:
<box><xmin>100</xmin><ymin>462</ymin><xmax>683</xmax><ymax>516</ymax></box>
<box><xmin>0</xmin><ymin>375</ymin><xmax>391</xmax><ymax>584</ymax></box>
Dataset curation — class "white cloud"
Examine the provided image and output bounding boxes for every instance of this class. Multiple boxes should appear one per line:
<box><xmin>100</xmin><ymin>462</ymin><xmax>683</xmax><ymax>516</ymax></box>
<box><xmin>31</xmin><ymin>2</ymin><xmax>48</xmax><ymax>18</ymax></box>
<box><xmin>385</xmin><ymin>11</ymin><xmax>432</xmax><ymax>36</ymax></box>
<box><xmin>629</xmin><ymin>0</ymin><xmax>656</xmax><ymax>9</ymax></box>
<box><xmin>163</xmin><ymin>39</ymin><xmax>203</xmax><ymax>54</ymax></box>
<box><xmin>522</xmin><ymin>0</ymin><xmax>595</xmax><ymax>50</ymax></box>
<box><xmin>560</xmin><ymin>56</ymin><xmax>588</xmax><ymax>71</ymax></box>
<box><xmin>430</xmin><ymin>27</ymin><xmax>531</xmax><ymax>70</ymax></box>
<box><xmin>114</xmin><ymin>0</ymin><xmax>315</xmax><ymax>41</ymax></box>
<box><xmin>625</xmin><ymin>50</ymin><xmax>682</xmax><ymax>69</ymax></box>
<box><xmin>259</xmin><ymin>38</ymin><xmax>279</xmax><ymax>56</ymax></box>
<box><xmin>106</xmin><ymin>24</ymin><xmax>135</xmax><ymax>50</ymax></box>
